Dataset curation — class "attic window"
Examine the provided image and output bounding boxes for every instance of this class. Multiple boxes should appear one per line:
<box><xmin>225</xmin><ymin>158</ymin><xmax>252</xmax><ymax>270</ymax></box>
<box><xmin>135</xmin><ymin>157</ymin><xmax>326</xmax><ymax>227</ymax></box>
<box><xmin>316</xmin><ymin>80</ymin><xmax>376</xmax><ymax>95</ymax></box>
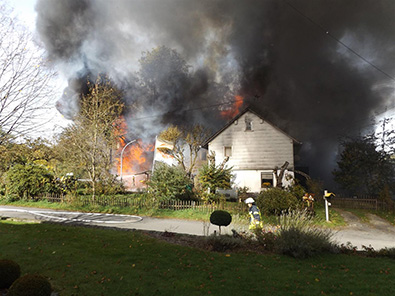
<box><xmin>224</xmin><ymin>146</ymin><xmax>232</xmax><ymax>157</ymax></box>
<box><xmin>245</xmin><ymin>118</ymin><xmax>253</xmax><ymax>131</ymax></box>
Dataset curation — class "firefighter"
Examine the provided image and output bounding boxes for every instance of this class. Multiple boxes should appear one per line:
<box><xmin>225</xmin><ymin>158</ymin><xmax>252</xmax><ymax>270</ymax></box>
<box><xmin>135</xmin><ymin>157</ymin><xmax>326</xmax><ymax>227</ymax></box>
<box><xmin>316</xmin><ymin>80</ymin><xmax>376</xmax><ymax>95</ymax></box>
<box><xmin>245</xmin><ymin>197</ymin><xmax>263</xmax><ymax>230</ymax></box>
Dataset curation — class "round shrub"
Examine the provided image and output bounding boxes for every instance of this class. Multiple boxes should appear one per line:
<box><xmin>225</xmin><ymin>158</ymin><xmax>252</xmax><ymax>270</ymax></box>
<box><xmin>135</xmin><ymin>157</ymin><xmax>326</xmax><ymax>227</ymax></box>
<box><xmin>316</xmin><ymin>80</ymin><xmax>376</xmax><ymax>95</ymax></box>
<box><xmin>0</xmin><ymin>259</ymin><xmax>21</xmax><ymax>289</ymax></box>
<box><xmin>256</xmin><ymin>187</ymin><xmax>300</xmax><ymax>215</ymax></box>
<box><xmin>210</xmin><ymin>210</ymin><xmax>232</xmax><ymax>227</ymax></box>
<box><xmin>8</xmin><ymin>274</ymin><xmax>52</xmax><ymax>296</ymax></box>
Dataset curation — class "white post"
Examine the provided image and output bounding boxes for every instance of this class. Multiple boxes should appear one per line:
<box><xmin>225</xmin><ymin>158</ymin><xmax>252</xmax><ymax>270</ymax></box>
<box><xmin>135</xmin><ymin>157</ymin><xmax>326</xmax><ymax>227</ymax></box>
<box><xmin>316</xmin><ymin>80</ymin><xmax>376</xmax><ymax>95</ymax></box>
<box><xmin>152</xmin><ymin>136</ymin><xmax>158</xmax><ymax>175</ymax></box>
<box><xmin>120</xmin><ymin>139</ymin><xmax>136</xmax><ymax>181</ymax></box>
<box><xmin>324</xmin><ymin>189</ymin><xmax>329</xmax><ymax>222</ymax></box>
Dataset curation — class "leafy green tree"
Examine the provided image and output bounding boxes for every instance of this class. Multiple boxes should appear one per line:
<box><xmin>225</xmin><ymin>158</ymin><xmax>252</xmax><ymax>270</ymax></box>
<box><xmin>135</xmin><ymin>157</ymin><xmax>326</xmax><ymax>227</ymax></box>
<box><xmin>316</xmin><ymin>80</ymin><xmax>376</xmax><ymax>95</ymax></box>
<box><xmin>6</xmin><ymin>163</ymin><xmax>58</xmax><ymax>198</ymax></box>
<box><xmin>333</xmin><ymin>136</ymin><xmax>395</xmax><ymax>196</ymax></box>
<box><xmin>0</xmin><ymin>137</ymin><xmax>57</xmax><ymax>175</ymax></box>
<box><xmin>55</xmin><ymin>77</ymin><xmax>124</xmax><ymax>199</ymax></box>
<box><xmin>147</xmin><ymin>162</ymin><xmax>193</xmax><ymax>201</ymax></box>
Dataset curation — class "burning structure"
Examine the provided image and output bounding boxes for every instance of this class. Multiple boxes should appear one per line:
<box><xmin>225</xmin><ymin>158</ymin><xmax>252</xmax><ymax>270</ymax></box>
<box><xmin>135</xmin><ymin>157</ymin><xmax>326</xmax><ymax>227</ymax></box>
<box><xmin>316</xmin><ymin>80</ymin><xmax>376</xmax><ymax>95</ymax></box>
<box><xmin>35</xmin><ymin>0</ymin><xmax>395</xmax><ymax>187</ymax></box>
<box><xmin>204</xmin><ymin>107</ymin><xmax>300</xmax><ymax>192</ymax></box>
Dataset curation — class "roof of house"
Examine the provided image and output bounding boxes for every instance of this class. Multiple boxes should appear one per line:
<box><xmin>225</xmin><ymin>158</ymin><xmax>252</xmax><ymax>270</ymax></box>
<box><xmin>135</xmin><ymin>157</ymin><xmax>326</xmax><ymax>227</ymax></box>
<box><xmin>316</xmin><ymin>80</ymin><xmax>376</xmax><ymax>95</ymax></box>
<box><xmin>202</xmin><ymin>106</ymin><xmax>301</xmax><ymax>147</ymax></box>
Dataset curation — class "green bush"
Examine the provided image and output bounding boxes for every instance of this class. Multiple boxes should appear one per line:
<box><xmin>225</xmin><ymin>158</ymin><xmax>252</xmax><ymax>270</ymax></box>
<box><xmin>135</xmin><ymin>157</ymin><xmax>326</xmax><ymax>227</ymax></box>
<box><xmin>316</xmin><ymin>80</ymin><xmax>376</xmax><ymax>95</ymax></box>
<box><xmin>95</xmin><ymin>176</ymin><xmax>125</xmax><ymax>196</ymax></box>
<box><xmin>8</xmin><ymin>274</ymin><xmax>52</xmax><ymax>296</ymax></box>
<box><xmin>148</xmin><ymin>162</ymin><xmax>194</xmax><ymax>201</ymax></box>
<box><xmin>6</xmin><ymin>163</ymin><xmax>59</xmax><ymax>199</ymax></box>
<box><xmin>256</xmin><ymin>187</ymin><xmax>301</xmax><ymax>215</ymax></box>
<box><xmin>377</xmin><ymin>247</ymin><xmax>395</xmax><ymax>259</ymax></box>
<box><xmin>275</xmin><ymin>210</ymin><xmax>336</xmax><ymax>258</ymax></box>
<box><xmin>205</xmin><ymin>234</ymin><xmax>244</xmax><ymax>252</ymax></box>
<box><xmin>210</xmin><ymin>210</ymin><xmax>232</xmax><ymax>233</ymax></box>
<box><xmin>198</xmin><ymin>162</ymin><xmax>233</xmax><ymax>192</ymax></box>
<box><xmin>0</xmin><ymin>259</ymin><xmax>21</xmax><ymax>289</ymax></box>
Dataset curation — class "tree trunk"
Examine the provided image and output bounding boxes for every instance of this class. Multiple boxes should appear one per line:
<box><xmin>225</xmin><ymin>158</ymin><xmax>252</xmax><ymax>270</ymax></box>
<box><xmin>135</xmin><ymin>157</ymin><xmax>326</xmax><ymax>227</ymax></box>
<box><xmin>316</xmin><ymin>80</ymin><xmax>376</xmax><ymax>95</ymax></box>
<box><xmin>274</xmin><ymin>161</ymin><xmax>289</xmax><ymax>188</ymax></box>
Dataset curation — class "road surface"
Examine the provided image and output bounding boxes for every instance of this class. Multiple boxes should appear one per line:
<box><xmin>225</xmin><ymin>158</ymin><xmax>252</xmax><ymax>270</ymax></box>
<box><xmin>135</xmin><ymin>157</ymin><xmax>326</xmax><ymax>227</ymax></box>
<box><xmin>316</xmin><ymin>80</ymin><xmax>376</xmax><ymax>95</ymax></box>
<box><xmin>1</xmin><ymin>205</ymin><xmax>395</xmax><ymax>250</ymax></box>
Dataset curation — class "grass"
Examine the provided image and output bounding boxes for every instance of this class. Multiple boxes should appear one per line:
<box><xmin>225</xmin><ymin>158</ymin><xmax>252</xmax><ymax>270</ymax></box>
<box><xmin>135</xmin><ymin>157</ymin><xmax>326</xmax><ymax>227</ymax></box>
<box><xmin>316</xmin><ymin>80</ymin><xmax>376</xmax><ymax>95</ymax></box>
<box><xmin>375</xmin><ymin>210</ymin><xmax>395</xmax><ymax>225</ymax></box>
<box><xmin>0</xmin><ymin>199</ymin><xmax>213</xmax><ymax>221</ymax></box>
<box><xmin>339</xmin><ymin>208</ymin><xmax>371</xmax><ymax>223</ymax></box>
<box><xmin>332</xmin><ymin>208</ymin><xmax>395</xmax><ymax>226</ymax></box>
<box><xmin>1</xmin><ymin>221</ymin><xmax>395</xmax><ymax>296</ymax></box>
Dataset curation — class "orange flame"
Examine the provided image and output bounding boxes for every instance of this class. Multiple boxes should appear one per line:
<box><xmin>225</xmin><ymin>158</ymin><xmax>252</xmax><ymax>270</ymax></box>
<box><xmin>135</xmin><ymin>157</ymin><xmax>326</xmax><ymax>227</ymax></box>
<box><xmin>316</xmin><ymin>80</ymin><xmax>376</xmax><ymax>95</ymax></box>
<box><xmin>221</xmin><ymin>95</ymin><xmax>244</xmax><ymax>119</ymax></box>
<box><xmin>116</xmin><ymin>139</ymin><xmax>154</xmax><ymax>175</ymax></box>
<box><xmin>115</xmin><ymin>117</ymin><xmax>154</xmax><ymax>176</ymax></box>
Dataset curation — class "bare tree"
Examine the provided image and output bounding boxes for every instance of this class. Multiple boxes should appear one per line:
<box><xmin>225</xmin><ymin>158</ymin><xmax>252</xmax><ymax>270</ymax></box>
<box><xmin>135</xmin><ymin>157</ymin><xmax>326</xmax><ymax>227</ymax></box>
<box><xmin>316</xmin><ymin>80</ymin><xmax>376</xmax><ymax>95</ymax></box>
<box><xmin>273</xmin><ymin>161</ymin><xmax>289</xmax><ymax>188</ymax></box>
<box><xmin>0</xmin><ymin>3</ymin><xmax>56</xmax><ymax>144</ymax></box>
<box><xmin>159</xmin><ymin>124</ymin><xmax>210</xmax><ymax>177</ymax></box>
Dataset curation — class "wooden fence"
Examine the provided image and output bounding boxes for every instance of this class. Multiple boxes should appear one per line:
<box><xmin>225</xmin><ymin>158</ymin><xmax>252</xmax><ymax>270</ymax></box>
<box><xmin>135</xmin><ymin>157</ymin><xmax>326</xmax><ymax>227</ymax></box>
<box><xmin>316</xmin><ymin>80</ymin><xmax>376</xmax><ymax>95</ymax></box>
<box><xmin>36</xmin><ymin>194</ymin><xmax>395</xmax><ymax>214</ymax></box>
<box><xmin>37</xmin><ymin>194</ymin><xmax>245</xmax><ymax>213</ymax></box>
<box><xmin>331</xmin><ymin>197</ymin><xmax>395</xmax><ymax>213</ymax></box>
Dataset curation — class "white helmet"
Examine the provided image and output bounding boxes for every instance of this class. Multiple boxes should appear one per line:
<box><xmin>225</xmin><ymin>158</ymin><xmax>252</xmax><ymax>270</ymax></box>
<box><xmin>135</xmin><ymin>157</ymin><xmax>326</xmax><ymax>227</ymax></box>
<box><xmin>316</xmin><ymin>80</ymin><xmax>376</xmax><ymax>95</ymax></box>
<box><xmin>245</xmin><ymin>197</ymin><xmax>255</xmax><ymax>204</ymax></box>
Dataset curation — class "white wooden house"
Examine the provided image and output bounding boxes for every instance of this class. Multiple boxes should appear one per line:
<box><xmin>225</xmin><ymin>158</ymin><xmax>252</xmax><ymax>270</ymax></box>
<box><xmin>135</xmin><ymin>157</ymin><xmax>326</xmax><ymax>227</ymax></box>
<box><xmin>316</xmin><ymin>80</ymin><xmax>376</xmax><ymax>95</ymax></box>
<box><xmin>203</xmin><ymin>107</ymin><xmax>300</xmax><ymax>192</ymax></box>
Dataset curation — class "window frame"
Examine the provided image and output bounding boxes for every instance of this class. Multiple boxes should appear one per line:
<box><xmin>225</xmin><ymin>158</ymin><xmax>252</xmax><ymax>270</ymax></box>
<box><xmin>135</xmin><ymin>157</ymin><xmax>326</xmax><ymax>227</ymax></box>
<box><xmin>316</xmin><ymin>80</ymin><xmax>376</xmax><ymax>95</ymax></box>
<box><xmin>224</xmin><ymin>146</ymin><xmax>232</xmax><ymax>157</ymax></box>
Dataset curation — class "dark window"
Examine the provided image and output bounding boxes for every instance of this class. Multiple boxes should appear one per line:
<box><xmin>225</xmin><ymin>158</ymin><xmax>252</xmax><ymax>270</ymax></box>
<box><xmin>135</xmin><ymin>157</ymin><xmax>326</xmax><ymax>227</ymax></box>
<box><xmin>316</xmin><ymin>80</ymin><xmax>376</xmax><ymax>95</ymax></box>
<box><xmin>261</xmin><ymin>173</ymin><xmax>273</xmax><ymax>188</ymax></box>
<box><xmin>245</xmin><ymin>118</ymin><xmax>253</xmax><ymax>131</ymax></box>
<box><xmin>224</xmin><ymin>146</ymin><xmax>232</xmax><ymax>157</ymax></box>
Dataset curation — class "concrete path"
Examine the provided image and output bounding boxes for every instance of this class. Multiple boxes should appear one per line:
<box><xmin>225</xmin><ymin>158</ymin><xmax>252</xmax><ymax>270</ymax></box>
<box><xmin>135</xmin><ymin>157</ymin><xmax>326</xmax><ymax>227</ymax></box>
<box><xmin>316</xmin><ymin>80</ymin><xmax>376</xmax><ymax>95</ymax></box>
<box><xmin>1</xmin><ymin>205</ymin><xmax>395</xmax><ymax>250</ymax></box>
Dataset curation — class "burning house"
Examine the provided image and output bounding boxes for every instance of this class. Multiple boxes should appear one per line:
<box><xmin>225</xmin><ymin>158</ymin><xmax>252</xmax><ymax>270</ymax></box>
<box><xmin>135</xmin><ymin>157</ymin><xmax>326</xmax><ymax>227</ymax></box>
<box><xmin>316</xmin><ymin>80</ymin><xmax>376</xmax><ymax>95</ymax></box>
<box><xmin>204</xmin><ymin>107</ymin><xmax>300</xmax><ymax>192</ymax></box>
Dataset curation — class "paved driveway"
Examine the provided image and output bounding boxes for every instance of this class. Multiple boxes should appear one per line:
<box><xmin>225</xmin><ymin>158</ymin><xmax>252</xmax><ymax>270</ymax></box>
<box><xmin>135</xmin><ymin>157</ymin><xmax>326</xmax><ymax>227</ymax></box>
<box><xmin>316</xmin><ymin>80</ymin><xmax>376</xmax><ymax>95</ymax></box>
<box><xmin>1</xmin><ymin>205</ymin><xmax>395</xmax><ymax>250</ymax></box>
<box><xmin>332</xmin><ymin>209</ymin><xmax>395</xmax><ymax>250</ymax></box>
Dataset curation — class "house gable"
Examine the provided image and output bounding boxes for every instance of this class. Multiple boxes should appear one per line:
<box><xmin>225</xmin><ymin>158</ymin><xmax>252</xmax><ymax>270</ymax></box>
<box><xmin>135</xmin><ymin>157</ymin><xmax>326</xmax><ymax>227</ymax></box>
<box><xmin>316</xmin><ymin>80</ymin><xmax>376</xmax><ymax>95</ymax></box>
<box><xmin>207</xmin><ymin>108</ymin><xmax>298</xmax><ymax>171</ymax></box>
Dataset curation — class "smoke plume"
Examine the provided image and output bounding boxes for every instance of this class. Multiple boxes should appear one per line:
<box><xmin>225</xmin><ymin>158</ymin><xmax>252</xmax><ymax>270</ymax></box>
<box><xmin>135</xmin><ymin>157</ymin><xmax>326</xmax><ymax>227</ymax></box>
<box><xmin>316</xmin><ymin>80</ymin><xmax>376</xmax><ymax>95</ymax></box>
<box><xmin>35</xmin><ymin>0</ymin><xmax>395</xmax><ymax>185</ymax></box>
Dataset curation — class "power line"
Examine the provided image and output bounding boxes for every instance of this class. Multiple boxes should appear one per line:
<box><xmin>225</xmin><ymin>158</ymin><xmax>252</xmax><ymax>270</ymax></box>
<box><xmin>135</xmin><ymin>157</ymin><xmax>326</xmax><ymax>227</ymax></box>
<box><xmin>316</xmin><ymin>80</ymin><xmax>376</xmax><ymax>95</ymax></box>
<box><xmin>126</xmin><ymin>98</ymin><xmax>244</xmax><ymax>121</ymax></box>
<box><xmin>283</xmin><ymin>0</ymin><xmax>395</xmax><ymax>82</ymax></box>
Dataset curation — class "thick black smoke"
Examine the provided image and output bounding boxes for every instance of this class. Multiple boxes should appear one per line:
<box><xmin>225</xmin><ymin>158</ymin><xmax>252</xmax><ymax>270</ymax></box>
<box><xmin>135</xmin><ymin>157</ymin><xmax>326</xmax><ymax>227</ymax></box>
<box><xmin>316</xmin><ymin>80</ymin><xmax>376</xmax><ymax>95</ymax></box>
<box><xmin>35</xmin><ymin>0</ymin><xmax>395</xmax><ymax>185</ymax></box>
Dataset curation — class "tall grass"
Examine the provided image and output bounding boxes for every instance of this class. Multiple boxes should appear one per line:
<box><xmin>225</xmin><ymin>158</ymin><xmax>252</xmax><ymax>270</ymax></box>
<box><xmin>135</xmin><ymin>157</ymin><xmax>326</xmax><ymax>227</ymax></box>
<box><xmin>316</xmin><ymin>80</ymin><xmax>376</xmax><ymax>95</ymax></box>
<box><xmin>275</xmin><ymin>209</ymin><xmax>337</xmax><ymax>258</ymax></box>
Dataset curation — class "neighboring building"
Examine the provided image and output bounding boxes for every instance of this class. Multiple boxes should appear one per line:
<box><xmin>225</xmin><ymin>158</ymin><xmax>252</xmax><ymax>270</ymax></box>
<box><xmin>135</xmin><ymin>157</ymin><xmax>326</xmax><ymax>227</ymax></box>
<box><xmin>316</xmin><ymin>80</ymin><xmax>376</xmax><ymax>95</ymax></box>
<box><xmin>203</xmin><ymin>107</ymin><xmax>300</xmax><ymax>192</ymax></box>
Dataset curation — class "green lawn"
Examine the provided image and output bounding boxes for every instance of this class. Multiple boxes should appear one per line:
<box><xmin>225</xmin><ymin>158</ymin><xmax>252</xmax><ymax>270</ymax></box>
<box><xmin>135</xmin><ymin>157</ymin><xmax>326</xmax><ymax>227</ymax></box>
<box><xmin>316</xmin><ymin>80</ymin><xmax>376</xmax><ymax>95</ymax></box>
<box><xmin>1</xmin><ymin>221</ymin><xmax>394</xmax><ymax>296</ymax></box>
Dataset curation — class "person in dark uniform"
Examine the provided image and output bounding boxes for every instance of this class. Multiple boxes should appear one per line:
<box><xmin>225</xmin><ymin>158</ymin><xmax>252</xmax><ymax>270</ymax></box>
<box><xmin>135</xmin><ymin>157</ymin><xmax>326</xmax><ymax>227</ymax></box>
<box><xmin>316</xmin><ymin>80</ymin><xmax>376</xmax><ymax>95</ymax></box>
<box><xmin>245</xmin><ymin>197</ymin><xmax>263</xmax><ymax>230</ymax></box>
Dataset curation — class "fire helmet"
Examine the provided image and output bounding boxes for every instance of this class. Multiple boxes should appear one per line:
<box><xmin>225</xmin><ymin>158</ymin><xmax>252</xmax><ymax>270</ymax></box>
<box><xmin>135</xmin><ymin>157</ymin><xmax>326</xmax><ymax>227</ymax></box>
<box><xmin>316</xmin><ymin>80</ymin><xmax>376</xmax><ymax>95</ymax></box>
<box><xmin>244</xmin><ymin>197</ymin><xmax>255</xmax><ymax>204</ymax></box>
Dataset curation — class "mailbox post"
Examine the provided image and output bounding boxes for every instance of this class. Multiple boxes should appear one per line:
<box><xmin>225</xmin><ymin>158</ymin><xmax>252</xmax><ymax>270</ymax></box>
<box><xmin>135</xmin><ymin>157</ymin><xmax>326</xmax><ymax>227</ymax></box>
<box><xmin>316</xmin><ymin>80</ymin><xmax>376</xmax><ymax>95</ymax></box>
<box><xmin>323</xmin><ymin>190</ymin><xmax>335</xmax><ymax>222</ymax></box>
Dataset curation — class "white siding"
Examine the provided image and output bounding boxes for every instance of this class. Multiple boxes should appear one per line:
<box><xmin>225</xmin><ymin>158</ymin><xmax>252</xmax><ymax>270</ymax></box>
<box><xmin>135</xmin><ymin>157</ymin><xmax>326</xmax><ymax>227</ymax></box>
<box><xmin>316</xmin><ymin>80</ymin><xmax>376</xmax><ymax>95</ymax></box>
<box><xmin>208</xmin><ymin>111</ymin><xmax>296</xmax><ymax>192</ymax></box>
<box><xmin>233</xmin><ymin>169</ymin><xmax>295</xmax><ymax>192</ymax></box>
<box><xmin>209</xmin><ymin>111</ymin><xmax>294</xmax><ymax>170</ymax></box>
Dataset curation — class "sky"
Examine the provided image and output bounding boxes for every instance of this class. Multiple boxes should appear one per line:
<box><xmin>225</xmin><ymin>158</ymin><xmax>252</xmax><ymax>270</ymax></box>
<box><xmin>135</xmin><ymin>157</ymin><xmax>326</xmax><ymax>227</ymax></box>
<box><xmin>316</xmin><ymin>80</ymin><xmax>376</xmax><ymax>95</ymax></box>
<box><xmin>4</xmin><ymin>0</ymin><xmax>395</xmax><ymax>185</ymax></box>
